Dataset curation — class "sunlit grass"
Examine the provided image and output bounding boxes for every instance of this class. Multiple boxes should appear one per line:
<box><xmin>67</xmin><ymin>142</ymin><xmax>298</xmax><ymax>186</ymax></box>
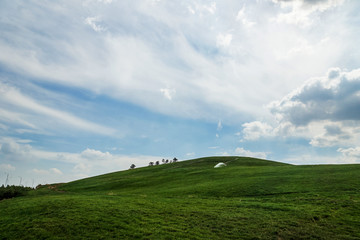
<box><xmin>1</xmin><ymin>157</ymin><xmax>360</xmax><ymax>239</ymax></box>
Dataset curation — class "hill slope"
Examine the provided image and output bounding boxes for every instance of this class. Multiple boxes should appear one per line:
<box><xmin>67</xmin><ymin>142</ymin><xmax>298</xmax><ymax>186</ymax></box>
<box><xmin>60</xmin><ymin>156</ymin><xmax>289</xmax><ymax>196</ymax></box>
<box><xmin>1</xmin><ymin>156</ymin><xmax>360</xmax><ymax>239</ymax></box>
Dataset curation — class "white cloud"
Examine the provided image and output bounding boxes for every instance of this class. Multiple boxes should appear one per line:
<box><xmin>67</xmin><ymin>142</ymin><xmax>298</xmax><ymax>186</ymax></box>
<box><xmin>273</xmin><ymin>0</ymin><xmax>345</xmax><ymax>27</ymax></box>
<box><xmin>337</xmin><ymin>147</ymin><xmax>360</xmax><ymax>163</ymax></box>
<box><xmin>280</xmin><ymin>153</ymin><xmax>345</xmax><ymax>165</ymax></box>
<box><xmin>236</xmin><ymin>5</ymin><xmax>256</xmax><ymax>28</ymax></box>
<box><xmin>0</xmin><ymin>138</ymin><xmax>32</xmax><ymax>156</ymax></box>
<box><xmin>188</xmin><ymin>6</ymin><xmax>195</xmax><ymax>15</ymax></box>
<box><xmin>309</xmin><ymin>122</ymin><xmax>355</xmax><ymax>147</ymax></box>
<box><xmin>98</xmin><ymin>0</ymin><xmax>113</xmax><ymax>4</ymax></box>
<box><xmin>220</xmin><ymin>151</ymin><xmax>230</xmax><ymax>156</ymax></box>
<box><xmin>84</xmin><ymin>16</ymin><xmax>105</xmax><ymax>32</ymax></box>
<box><xmin>208</xmin><ymin>146</ymin><xmax>219</xmax><ymax>149</ymax></box>
<box><xmin>0</xmin><ymin>109</ymin><xmax>37</xmax><ymax>129</ymax></box>
<box><xmin>0</xmin><ymin>0</ymin><xmax>352</xmax><ymax>126</ymax></box>
<box><xmin>186</xmin><ymin>2</ymin><xmax>216</xmax><ymax>16</ymax></box>
<box><xmin>81</xmin><ymin>148</ymin><xmax>112</xmax><ymax>160</ymax></box>
<box><xmin>32</xmin><ymin>168</ymin><xmax>63</xmax><ymax>175</ymax></box>
<box><xmin>50</xmin><ymin>168</ymin><xmax>63</xmax><ymax>175</ymax></box>
<box><xmin>0</xmin><ymin>122</ymin><xmax>7</xmax><ymax>130</ymax></box>
<box><xmin>206</xmin><ymin>2</ymin><xmax>217</xmax><ymax>14</ymax></box>
<box><xmin>242</xmin><ymin>68</ymin><xmax>360</xmax><ymax>150</ymax></box>
<box><xmin>217</xmin><ymin>120</ymin><xmax>223</xmax><ymax>131</ymax></box>
<box><xmin>235</xmin><ymin>147</ymin><xmax>267</xmax><ymax>159</ymax></box>
<box><xmin>160</xmin><ymin>88</ymin><xmax>176</xmax><ymax>100</ymax></box>
<box><xmin>199</xmin><ymin>2</ymin><xmax>217</xmax><ymax>15</ymax></box>
<box><xmin>0</xmin><ymin>164</ymin><xmax>15</xmax><ymax>171</ymax></box>
<box><xmin>270</xmin><ymin>68</ymin><xmax>360</xmax><ymax>125</ymax></box>
<box><xmin>242</xmin><ymin>121</ymin><xmax>273</xmax><ymax>141</ymax></box>
<box><xmin>0</xmin><ymin>82</ymin><xmax>115</xmax><ymax>135</ymax></box>
<box><xmin>32</xmin><ymin>168</ymin><xmax>50</xmax><ymax>175</ymax></box>
<box><xmin>216</xmin><ymin>33</ymin><xmax>232</xmax><ymax>48</ymax></box>
<box><xmin>186</xmin><ymin>152</ymin><xmax>195</xmax><ymax>157</ymax></box>
<box><xmin>284</xmin><ymin>38</ymin><xmax>313</xmax><ymax>58</ymax></box>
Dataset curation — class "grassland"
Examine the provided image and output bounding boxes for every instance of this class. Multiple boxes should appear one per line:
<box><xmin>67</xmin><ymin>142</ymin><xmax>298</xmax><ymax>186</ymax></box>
<box><xmin>1</xmin><ymin>156</ymin><xmax>360</xmax><ymax>239</ymax></box>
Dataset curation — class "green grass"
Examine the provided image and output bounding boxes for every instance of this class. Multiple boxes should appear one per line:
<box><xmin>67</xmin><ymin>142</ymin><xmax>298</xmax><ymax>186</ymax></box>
<box><xmin>1</xmin><ymin>156</ymin><xmax>360</xmax><ymax>239</ymax></box>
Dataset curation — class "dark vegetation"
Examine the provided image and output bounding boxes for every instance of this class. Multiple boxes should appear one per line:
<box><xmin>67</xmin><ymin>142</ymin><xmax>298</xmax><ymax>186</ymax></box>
<box><xmin>0</xmin><ymin>185</ymin><xmax>33</xmax><ymax>200</ymax></box>
<box><xmin>1</xmin><ymin>156</ymin><xmax>360</xmax><ymax>239</ymax></box>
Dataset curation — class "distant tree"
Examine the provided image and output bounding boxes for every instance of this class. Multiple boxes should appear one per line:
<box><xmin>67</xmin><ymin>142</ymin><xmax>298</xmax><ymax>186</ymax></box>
<box><xmin>0</xmin><ymin>185</ymin><xmax>33</xmax><ymax>200</ymax></box>
<box><xmin>130</xmin><ymin>164</ymin><xmax>136</xmax><ymax>169</ymax></box>
<box><xmin>155</xmin><ymin>161</ymin><xmax>160</xmax><ymax>166</ymax></box>
<box><xmin>162</xmin><ymin>159</ymin><xmax>165</xmax><ymax>164</ymax></box>
<box><xmin>165</xmin><ymin>159</ymin><xmax>169</xmax><ymax>164</ymax></box>
<box><xmin>173</xmin><ymin>157</ymin><xmax>178</xmax><ymax>163</ymax></box>
<box><xmin>149</xmin><ymin>162</ymin><xmax>154</xmax><ymax>166</ymax></box>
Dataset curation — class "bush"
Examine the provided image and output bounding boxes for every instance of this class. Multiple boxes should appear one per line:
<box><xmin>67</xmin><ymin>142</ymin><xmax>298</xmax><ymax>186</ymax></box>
<box><xmin>0</xmin><ymin>185</ymin><xmax>33</xmax><ymax>200</ymax></box>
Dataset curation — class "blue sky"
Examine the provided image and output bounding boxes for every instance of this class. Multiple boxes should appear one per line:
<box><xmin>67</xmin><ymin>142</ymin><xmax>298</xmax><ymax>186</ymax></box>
<box><xmin>1</xmin><ymin>0</ymin><xmax>360</xmax><ymax>186</ymax></box>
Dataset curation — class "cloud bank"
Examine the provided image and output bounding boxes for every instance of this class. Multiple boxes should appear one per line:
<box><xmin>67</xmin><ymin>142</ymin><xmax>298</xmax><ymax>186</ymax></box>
<box><xmin>242</xmin><ymin>68</ymin><xmax>360</xmax><ymax>162</ymax></box>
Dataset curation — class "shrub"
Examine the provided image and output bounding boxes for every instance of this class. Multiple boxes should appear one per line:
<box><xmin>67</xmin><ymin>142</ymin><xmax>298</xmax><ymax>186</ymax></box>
<box><xmin>0</xmin><ymin>185</ymin><xmax>33</xmax><ymax>200</ymax></box>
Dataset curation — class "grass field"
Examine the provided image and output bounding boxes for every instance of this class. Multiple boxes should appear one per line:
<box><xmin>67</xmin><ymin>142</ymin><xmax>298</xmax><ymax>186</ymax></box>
<box><xmin>1</xmin><ymin>156</ymin><xmax>360</xmax><ymax>239</ymax></box>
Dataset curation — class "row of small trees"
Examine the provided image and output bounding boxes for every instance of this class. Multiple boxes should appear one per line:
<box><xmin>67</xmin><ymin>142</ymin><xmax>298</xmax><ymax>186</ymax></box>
<box><xmin>148</xmin><ymin>157</ymin><xmax>178</xmax><ymax>166</ymax></box>
<box><xmin>130</xmin><ymin>157</ymin><xmax>178</xmax><ymax>169</ymax></box>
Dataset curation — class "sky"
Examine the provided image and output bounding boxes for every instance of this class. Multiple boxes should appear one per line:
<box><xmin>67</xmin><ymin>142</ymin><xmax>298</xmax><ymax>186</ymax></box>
<box><xmin>1</xmin><ymin>0</ymin><xmax>360</xmax><ymax>186</ymax></box>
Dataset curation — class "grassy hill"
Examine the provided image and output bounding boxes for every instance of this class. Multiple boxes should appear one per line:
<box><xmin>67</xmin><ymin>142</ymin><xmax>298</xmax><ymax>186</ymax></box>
<box><xmin>1</xmin><ymin>156</ymin><xmax>360</xmax><ymax>239</ymax></box>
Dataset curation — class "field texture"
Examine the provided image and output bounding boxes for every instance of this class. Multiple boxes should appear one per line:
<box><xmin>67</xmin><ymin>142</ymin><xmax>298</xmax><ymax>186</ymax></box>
<box><xmin>1</xmin><ymin>156</ymin><xmax>360</xmax><ymax>239</ymax></box>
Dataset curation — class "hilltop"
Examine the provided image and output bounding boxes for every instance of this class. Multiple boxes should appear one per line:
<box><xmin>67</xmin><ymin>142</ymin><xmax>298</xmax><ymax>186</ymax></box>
<box><xmin>60</xmin><ymin>156</ymin><xmax>288</xmax><ymax>195</ymax></box>
<box><xmin>1</xmin><ymin>156</ymin><xmax>360</xmax><ymax>239</ymax></box>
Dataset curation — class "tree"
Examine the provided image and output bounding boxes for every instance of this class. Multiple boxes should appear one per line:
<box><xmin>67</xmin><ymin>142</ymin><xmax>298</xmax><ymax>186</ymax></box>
<box><xmin>173</xmin><ymin>157</ymin><xmax>178</xmax><ymax>163</ymax></box>
<box><xmin>130</xmin><ymin>164</ymin><xmax>136</xmax><ymax>169</ymax></box>
<box><xmin>155</xmin><ymin>161</ymin><xmax>160</xmax><ymax>166</ymax></box>
<box><xmin>149</xmin><ymin>162</ymin><xmax>154</xmax><ymax>166</ymax></box>
<box><xmin>165</xmin><ymin>159</ymin><xmax>169</xmax><ymax>164</ymax></box>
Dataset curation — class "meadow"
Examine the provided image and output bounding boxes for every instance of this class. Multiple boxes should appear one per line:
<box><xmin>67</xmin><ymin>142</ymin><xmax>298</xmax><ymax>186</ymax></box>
<box><xmin>1</xmin><ymin>156</ymin><xmax>360</xmax><ymax>239</ymax></box>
